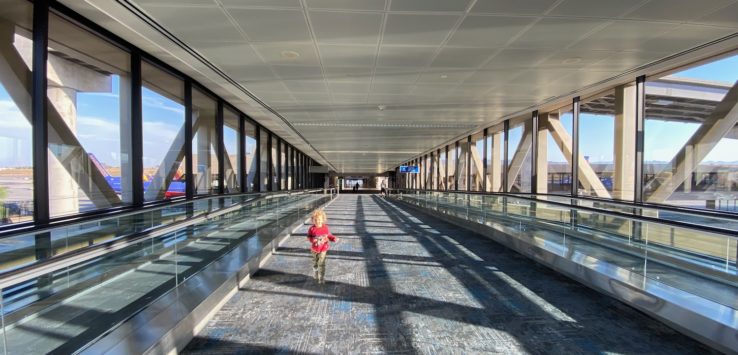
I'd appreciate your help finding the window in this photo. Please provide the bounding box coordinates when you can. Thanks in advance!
[508,116,532,193]
[46,13,131,217]
[223,107,240,193]
[471,132,484,191]
[142,62,186,202]
[271,135,278,191]
[244,120,257,192]
[192,88,217,195]
[486,123,504,192]
[457,139,469,191]
[448,144,457,190]
[580,86,635,200]
[644,53,738,211]
[280,140,286,190]
[259,129,268,191]
[0,1,33,225]
[439,147,447,190]
[541,107,573,195]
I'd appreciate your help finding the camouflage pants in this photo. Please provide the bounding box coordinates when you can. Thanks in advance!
[312,251,327,279]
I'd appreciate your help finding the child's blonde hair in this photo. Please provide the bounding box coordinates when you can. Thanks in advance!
[311,209,327,223]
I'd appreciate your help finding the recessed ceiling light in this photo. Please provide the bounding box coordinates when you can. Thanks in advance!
[440,74,448,79]
[280,50,300,59]
[377,105,386,111]
[562,57,582,65]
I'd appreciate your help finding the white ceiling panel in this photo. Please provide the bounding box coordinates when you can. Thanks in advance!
[383,14,460,46]
[483,49,551,70]
[270,65,324,80]
[572,20,676,51]
[141,6,243,42]
[446,16,535,48]
[283,80,328,93]
[220,0,300,8]
[193,41,261,67]
[97,0,738,172]
[627,0,735,22]
[319,44,377,67]
[549,0,643,18]
[390,0,472,12]
[698,3,738,28]
[461,69,520,85]
[228,9,310,43]
[511,18,604,49]
[642,25,736,53]
[471,0,559,15]
[430,47,497,68]
[417,71,473,84]
[306,0,385,11]
[252,43,320,66]
[309,11,383,45]
[135,0,215,5]
[376,46,437,67]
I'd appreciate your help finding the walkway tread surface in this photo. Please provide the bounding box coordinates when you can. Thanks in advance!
[185,195,710,354]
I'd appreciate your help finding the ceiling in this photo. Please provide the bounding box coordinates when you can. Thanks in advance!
[63,0,738,173]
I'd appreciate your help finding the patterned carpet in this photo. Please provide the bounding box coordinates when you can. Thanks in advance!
[184,194,712,354]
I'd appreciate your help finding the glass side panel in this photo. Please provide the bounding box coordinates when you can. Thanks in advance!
[486,123,504,192]
[259,129,268,191]
[644,53,738,212]
[544,108,573,195]
[244,122,256,192]
[47,13,131,217]
[0,1,34,226]
[141,62,186,202]
[508,116,532,193]
[192,88,217,195]
[223,107,240,193]
[580,85,636,201]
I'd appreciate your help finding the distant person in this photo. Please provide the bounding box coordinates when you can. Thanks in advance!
[307,209,338,284]
[380,180,387,197]
[354,182,359,192]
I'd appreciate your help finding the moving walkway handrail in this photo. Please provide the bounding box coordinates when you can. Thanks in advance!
[392,189,738,239]
[0,189,323,290]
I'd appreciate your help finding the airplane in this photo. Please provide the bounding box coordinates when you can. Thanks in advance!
[89,154,186,198]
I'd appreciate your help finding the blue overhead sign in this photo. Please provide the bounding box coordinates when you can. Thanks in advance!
[399,166,419,173]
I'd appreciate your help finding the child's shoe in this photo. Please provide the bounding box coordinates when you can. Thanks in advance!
[318,277,325,284]
[313,268,319,279]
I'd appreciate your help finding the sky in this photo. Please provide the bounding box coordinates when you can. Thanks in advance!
[1,54,737,169]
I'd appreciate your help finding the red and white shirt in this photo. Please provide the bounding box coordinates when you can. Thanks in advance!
[307,224,336,253]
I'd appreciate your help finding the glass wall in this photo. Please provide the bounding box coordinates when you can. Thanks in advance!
[223,107,240,193]
[280,140,286,190]
[457,139,469,191]
[46,13,131,217]
[0,1,33,225]
[142,62,186,202]
[486,123,504,192]
[259,129,268,191]
[644,53,738,211]
[270,134,278,191]
[580,86,635,200]
[448,144,457,190]
[471,132,484,191]
[192,88,218,195]
[439,148,447,190]
[244,120,257,192]
[508,116,532,193]
[542,107,573,195]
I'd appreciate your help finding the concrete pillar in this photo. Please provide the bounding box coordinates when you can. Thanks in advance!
[47,86,79,216]
[614,84,636,200]
[46,54,111,216]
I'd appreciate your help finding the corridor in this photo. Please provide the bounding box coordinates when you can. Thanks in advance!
[185,195,707,354]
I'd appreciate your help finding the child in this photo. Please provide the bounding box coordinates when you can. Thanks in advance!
[307,209,338,284]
